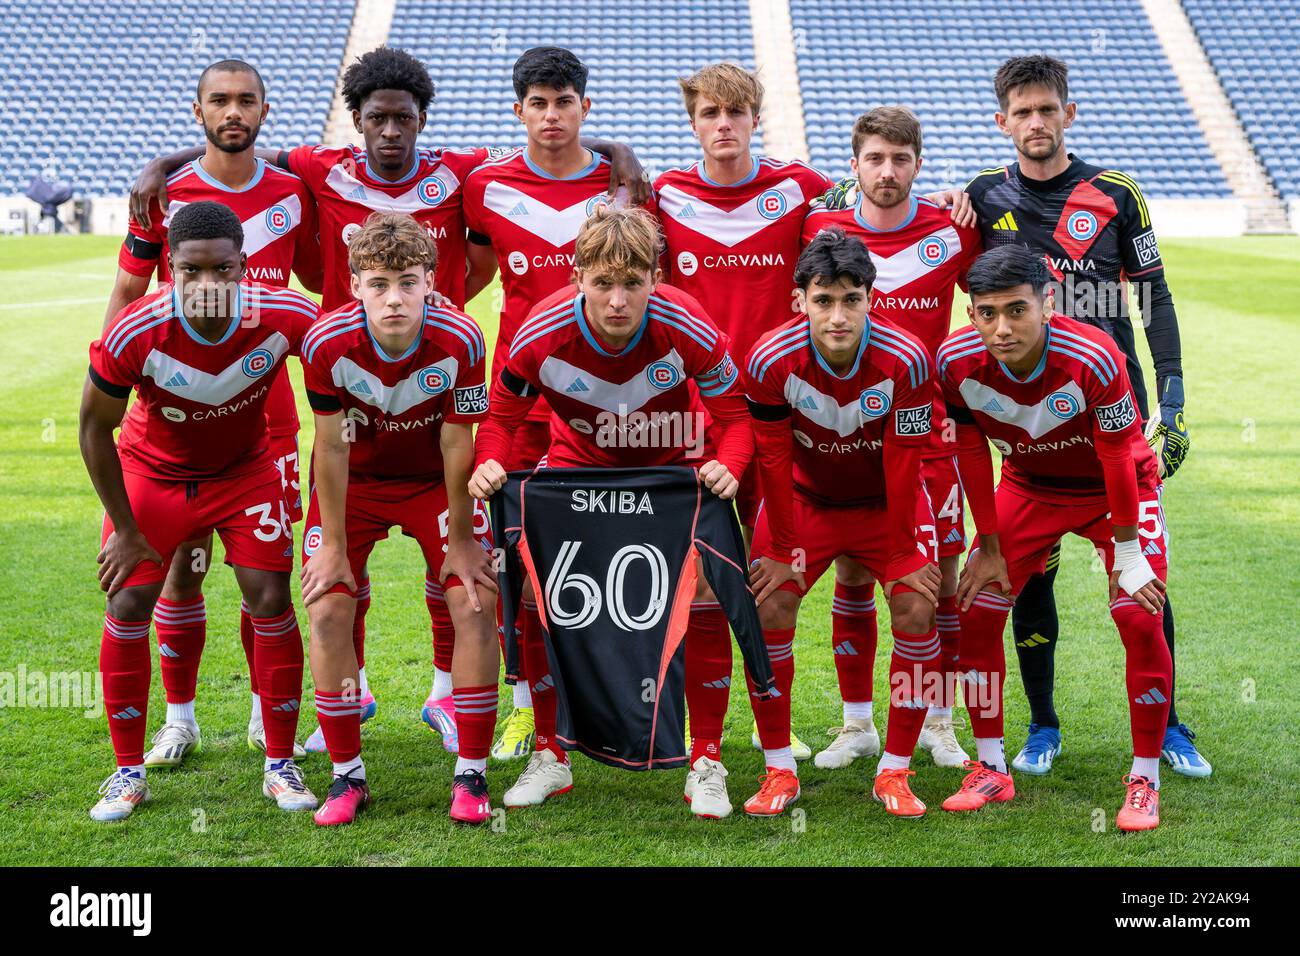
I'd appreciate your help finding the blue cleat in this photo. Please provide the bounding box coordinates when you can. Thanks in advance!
[1161,723,1212,777]
[1011,724,1062,775]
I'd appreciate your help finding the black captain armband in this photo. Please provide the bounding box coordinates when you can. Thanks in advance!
[746,398,791,422]
[122,233,162,261]
[307,390,343,413]
[946,403,976,425]
[88,365,131,399]
[467,230,492,246]
[500,367,537,397]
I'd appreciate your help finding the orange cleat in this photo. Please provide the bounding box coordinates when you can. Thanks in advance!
[743,768,801,816]
[942,760,1016,812]
[1116,774,1160,832]
[872,767,926,817]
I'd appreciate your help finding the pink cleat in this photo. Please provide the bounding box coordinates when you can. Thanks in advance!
[421,694,459,754]
[312,773,370,827]
[450,769,492,824]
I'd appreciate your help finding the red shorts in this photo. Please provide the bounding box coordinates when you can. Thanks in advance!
[923,452,966,559]
[102,466,294,588]
[993,481,1169,595]
[269,433,303,524]
[750,492,938,595]
[505,418,552,472]
[301,477,493,597]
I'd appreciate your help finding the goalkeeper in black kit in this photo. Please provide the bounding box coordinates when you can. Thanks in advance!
[965,55,1207,778]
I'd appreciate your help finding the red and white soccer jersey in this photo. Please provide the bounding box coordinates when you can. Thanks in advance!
[656,157,833,363]
[463,148,653,427]
[90,281,320,481]
[803,194,982,555]
[473,284,751,473]
[300,301,491,593]
[301,300,489,482]
[120,157,321,445]
[937,315,1159,505]
[287,144,500,310]
[744,314,936,581]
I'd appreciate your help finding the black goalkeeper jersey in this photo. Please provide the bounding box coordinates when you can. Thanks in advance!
[491,466,775,770]
[966,154,1182,418]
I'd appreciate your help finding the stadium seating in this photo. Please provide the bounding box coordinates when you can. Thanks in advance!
[0,0,354,195]
[1183,0,1300,198]
[789,0,1230,197]
[386,0,763,178]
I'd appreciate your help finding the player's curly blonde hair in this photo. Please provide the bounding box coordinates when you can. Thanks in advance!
[574,205,661,281]
[678,62,763,119]
[347,212,438,274]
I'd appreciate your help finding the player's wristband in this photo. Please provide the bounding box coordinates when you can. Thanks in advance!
[1112,538,1157,597]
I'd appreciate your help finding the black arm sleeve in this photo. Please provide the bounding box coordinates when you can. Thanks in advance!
[467,229,492,246]
[745,398,791,422]
[1133,274,1183,387]
[88,365,131,399]
[307,390,343,413]
[946,401,976,425]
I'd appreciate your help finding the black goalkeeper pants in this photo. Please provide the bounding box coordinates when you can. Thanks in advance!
[1010,540,1180,730]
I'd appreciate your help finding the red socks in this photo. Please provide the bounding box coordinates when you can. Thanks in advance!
[957,590,1015,740]
[936,594,961,709]
[100,614,152,766]
[251,608,304,760]
[425,572,454,675]
[239,599,258,695]
[747,624,794,752]
[153,596,206,705]
[1110,594,1173,757]
[313,688,363,763]
[684,604,732,763]
[831,582,876,704]
[883,626,942,757]
[453,685,498,761]
[520,602,563,759]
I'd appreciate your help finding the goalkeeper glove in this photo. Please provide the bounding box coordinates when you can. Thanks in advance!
[813,175,858,211]
[1144,375,1189,479]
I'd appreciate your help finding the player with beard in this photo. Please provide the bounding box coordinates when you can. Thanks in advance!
[102,59,319,768]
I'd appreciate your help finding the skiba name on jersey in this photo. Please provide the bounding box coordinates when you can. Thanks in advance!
[570,488,656,514]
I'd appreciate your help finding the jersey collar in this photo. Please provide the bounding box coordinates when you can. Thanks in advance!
[172,283,243,346]
[809,318,869,380]
[189,157,266,193]
[357,146,424,185]
[575,293,648,356]
[523,147,601,181]
[366,301,427,363]
[997,324,1051,383]
[1013,152,1086,193]
[853,193,917,233]
[697,157,758,188]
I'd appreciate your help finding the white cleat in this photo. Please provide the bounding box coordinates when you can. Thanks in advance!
[684,756,732,819]
[918,715,970,768]
[143,721,201,769]
[89,768,150,822]
[813,718,881,769]
[503,749,573,808]
[262,759,318,811]
[247,725,307,760]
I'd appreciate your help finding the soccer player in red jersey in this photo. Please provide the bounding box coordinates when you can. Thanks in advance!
[298,214,498,826]
[101,60,320,767]
[801,107,982,770]
[461,46,658,760]
[469,206,752,819]
[745,228,943,817]
[131,48,649,746]
[80,202,320,821]
[937,245,1171,831]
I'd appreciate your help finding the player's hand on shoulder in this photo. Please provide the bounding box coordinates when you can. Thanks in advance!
[697,459,738,500]
[748,556,806,606]
[923,188,976,228]
[956,545,1011,612]
[130,160,169,230]
[607,143,652,206]
[427,289,454,310]
[441,536,498,613]
[468,460,507,500]
[97,529,162,599]
[818,175,857,211]
[301,543,355,606]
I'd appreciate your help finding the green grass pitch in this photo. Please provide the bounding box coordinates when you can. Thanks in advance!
[0,234,1296,865]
